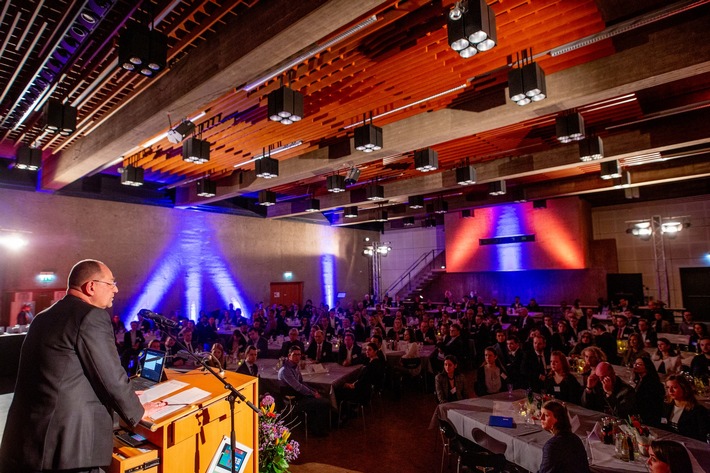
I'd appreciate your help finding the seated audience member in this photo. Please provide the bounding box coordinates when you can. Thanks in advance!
[236,345,259,377]
[432,323,466,373]
[351,313,367,342]
[371,334,386,362]
[635,318,658,348]
[277,346,331,436]
[491,330,508,360]
[652,338,682,375]
[299,316,312,339]
[147,338,162,351]
[229,327,248,356]
[544,350,582,404]
[632,357,664,427]
[677,311,695,336]
[337,332,364,366]
[248,326,269,355]
[279,328,305,358]
[591,323,618,365]
[415,320,436,345]
[435,355,469,404]
[474,347,507,396]
[689,323,709,352]
[581,362,636,419]
[622,333,648,367]
[336,317,353,339]
[386,318,406,341]
[539,315,555,344]
[515,308,536,341]
[569,330,594,357]
[337,342,385,406]
[660,374,710,441]
[504,336,525,388]
[121,320,146,373]
[652,311,670,334]
[579,346,606,385]
[206,342,227,369]
[613,314,633,340]
[164,336,185,367]
[522,334,549,392]
[538,400,590,473]
[578,308,598,332]
[305,330,333,363]
[526,298,541,312]
[647,440,693,473]
[550,320,573,355]
[690,336,710,381]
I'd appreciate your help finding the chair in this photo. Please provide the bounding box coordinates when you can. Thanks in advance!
[456,451,507,473]
[438,418,463,473]
[400,357,427,391]
[282,395,308,439]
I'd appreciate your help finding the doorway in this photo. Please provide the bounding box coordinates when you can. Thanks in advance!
[270,282,303,308]
[679,267,710,321]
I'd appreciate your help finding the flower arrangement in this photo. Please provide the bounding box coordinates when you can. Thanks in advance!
[627,415,650,438]
[627,415,653,456]
[258,394,300,473]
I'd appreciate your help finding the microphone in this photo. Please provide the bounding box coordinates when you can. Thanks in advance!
[138,309,178,328]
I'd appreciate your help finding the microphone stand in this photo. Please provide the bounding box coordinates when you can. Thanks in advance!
[155,319,260,473]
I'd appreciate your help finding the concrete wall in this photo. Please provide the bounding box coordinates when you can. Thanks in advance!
[0,188,375,324]
[380,225,444,295]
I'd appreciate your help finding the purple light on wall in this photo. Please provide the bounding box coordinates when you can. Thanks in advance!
[492,205,531,271]
[321,254,336,308]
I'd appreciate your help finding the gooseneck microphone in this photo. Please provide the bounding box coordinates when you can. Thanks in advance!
[138,309,178,328]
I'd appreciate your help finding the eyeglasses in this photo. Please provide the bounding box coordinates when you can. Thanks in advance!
[92,279,117,288]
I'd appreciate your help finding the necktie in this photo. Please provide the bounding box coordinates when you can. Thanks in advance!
[250,365,256,376]
[317,344,322,361]
[618,328,623,339]
[539,354,545,370]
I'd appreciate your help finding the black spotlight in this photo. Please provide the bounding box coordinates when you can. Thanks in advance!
[344,167,361,185]
[118,25,167,77]
[344,206,358,218]
[255,156,279,179]
[196,178,216,197]
[267,86,304,125]
[408,195,424,209]
[258,190,276,206]
[354,121,383,153]
[167,120,196,144]
[120,165,144,186]
[15,146,42,171]
[508,61,546,106]
[182,137,210,164]
[42,99,77,135]
[326,175,346,193]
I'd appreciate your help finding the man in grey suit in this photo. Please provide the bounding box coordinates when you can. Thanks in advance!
[0,259,163,473]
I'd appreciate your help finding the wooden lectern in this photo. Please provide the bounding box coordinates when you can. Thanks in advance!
[110,369,258,473]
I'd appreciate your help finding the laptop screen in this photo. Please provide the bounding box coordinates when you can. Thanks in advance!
[140,348,166,383]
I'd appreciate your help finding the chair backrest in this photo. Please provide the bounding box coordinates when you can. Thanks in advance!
[471,428,507,455]
[438,418,458,441]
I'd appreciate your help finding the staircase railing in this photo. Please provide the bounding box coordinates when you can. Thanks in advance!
[383,249,445,299]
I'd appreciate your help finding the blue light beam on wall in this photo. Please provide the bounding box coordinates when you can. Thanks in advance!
[493,205,529,271]
[321,254,336,308]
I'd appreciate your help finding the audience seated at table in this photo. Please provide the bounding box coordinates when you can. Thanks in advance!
[550,320,573,355]
[279,328,305,358]
[635,318,658,348]
[632,356,665,427]
[491,330,508,360]
[581,361,636,419]
[386,318,406,341]
[689,323,708,352]
[538,315,555,344]
[474,347,507,396]
[337,332,364,366]
[121,320,145,374]
[247,326,268,355]
[660,374,710,441]
[677,311,696,336]
[515,308,536,341]
[503,335,525,389]
[569,330,593,357]
[652,311,671,334]
[647,440,693,473]
[336,342,385,408]
[543,351,582,404]
[277,346,331,437]
[690,336,710,381]
[435,355,469,403]
[305,329,333,363]
[205,342,227,370]
[522,334,549,393]
[591,324,618,365]
[538,400,590,473]
[236,345,259,377]
[370,334,386,362]
[415,320,436,345]
[432,323,466,373]
[652,338,682,375]
[578,308,598,332]
[622,333,649,367]
[229,327,248,357]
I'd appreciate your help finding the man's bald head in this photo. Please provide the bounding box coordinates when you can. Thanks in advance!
[595,362,615,380]
[68,259,105,289]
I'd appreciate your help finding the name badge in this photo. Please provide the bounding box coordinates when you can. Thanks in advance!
[660,417,668,424]
[501,373,508,380]
[451,387,457,394]
[554,386,561,392]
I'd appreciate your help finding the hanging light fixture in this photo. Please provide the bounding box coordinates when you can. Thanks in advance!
[42,99,76,136]
[167,119,196,144]
[508,53,546,106]
[345,167,361,185]
[304,198,320,212]
[267,85,304,125]
[579,136,604,162]
[600,160,622,180]
[14,146,42,171]
[414,148,438,172]
[366,184,385,201]
[255,147,278,178]
[354,113,382,153]
[447,0,497,59]
[613,172,631,189]
[196,178,216,197]
[118,24,167,77]
[344,206,359,218]
[182,137,211,164]
[432,199,448,214]
[556,112,585,143]
[408,195,424,209]
[120,164,144,186]
[489,180,506,195]
[375,208,388,222]
[403,217,415,226]
[462,209,474,218]
[326,175,346,193]
[456,165,476,185]
[258,190,276,206]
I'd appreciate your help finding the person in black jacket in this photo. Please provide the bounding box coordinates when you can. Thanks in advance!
[337,343,385,405]
[538,401,590,473]
[521,334,549,392]
[660,374,710,441]
[305,329,333,363]
[432,323,467,373]
[631,356,664,427]
[581,362,636,419]
[337,332,364,366]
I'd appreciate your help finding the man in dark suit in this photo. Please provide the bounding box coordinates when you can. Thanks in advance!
[305,329,333,362]
[521,334,549,392]
[247,326,269,355]
[337,332,364,366]
[504,336,525,388]
[635,318,658,347]
[0,259,162,473]
[592,324,619,364]
[236,345,259,377]
[516,308,536,341]
[279,328,305,357]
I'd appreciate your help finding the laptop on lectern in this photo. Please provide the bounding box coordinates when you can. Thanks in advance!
[130,348,167,391]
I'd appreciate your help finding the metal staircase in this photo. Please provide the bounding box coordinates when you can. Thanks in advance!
[383,249,446,301]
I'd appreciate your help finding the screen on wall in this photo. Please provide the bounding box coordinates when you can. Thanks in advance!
[445,198,589,272]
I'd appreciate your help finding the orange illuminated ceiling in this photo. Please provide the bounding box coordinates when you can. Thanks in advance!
[1,0,710,222]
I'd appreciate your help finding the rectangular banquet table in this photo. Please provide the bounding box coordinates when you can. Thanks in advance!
[433,390,710,473]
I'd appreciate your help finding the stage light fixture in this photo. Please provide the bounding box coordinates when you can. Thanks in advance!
[456,165,476,185]
[15,146,42,171]
[408,195,424,209]
[120,164,144,186]
[118,25,167,77]
[508,61,546,106]
[304,198,320,212]
[196,178,216,197]
[258,190,276,206]
[447,0,497,58]
[42,99,77,135]
[267,85,304,125]
[182,137,211,164]
[326,175,346,193]
[344,206,359,218]
[432,200,448,214]
[489,180,506,195]
[255,156,279,179]
[579,136,604,162]
[354,116,383,153]
[414,148,438,172]
[366,184,385,201]
[403,217,415,226]
[375,209,388,222]
[556,113,585,143]
[344,167,361,185]
[461,209,474,218]
[613,172,631,189]
[167,120,196,144]
[600,160,621,180]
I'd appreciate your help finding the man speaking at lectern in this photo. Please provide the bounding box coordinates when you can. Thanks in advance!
[0,259,163,473]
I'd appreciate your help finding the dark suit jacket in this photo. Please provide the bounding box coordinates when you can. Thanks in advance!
[0,295,144,471]
[337,343,364,365]
[521,350,549,392]
[581,378,636,419]
[538,431,590,473]
[660,402,710,441]
[279,339,305,358]
[236,362,259,377]
[305,340,333,362]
